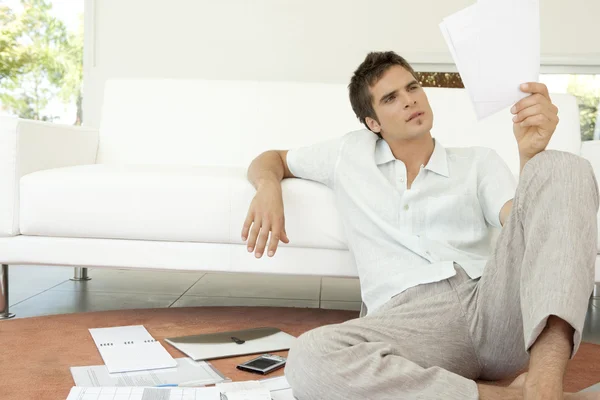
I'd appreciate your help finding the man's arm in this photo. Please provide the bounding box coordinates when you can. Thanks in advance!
[511,83,559,167]
[499,199,513,227]
[243,150,295,258]
[243,136,343,257]
[497,82,559,228]
[247,150,296,190]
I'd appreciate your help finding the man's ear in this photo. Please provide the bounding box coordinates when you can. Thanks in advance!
[366,116,381,133]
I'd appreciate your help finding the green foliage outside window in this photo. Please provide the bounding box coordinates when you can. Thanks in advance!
[0,0,83,124]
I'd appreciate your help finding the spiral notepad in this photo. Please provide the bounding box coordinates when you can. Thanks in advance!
[89,325,177,373]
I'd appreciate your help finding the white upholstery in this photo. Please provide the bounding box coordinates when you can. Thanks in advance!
[0,79,598,282]
[20,164,346,250]
[0,117,98,237]
[96,81,581,177]
[0,236,355,277]
[97,79,363,167]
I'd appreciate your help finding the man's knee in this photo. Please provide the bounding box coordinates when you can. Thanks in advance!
[285,325,338,397]
[523,150,593,179]
[522,151,598,195]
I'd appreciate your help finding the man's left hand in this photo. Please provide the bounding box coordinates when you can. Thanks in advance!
[511,82,559,168]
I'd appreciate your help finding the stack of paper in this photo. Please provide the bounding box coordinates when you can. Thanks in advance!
[217,381,272,400]
[65,386,221,400]
[439,0,540,119]
[260,376,295,400]
[71,357,229,387]
[65,378,295,400]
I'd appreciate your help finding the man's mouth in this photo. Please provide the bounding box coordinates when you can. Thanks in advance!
[407,111,424,122]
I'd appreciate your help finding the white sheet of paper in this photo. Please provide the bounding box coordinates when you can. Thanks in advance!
[217,381,272,400]
[89,325,177,373]
[259,376,291,392]
[270,389,296,400]
[65,379,295,400]
[223,390,272,400]
[70,358,228,387]
[439,0,540,120]
[65,386,221,400]
[217,381,263,391]
[475,0,540,103]
[261,376,294,399]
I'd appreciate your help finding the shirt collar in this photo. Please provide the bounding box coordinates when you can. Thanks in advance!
[374,137,450,178]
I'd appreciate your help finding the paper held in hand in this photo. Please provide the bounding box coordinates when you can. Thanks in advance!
[439,0,540,120]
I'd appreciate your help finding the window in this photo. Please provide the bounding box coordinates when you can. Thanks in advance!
[0,0,84,125]
[416,72,599,141]
[540,74,599,141]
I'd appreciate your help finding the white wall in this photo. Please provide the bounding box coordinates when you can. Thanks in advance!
[83,0,600,128]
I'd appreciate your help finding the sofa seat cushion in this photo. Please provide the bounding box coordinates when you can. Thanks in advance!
[19,164,348,250]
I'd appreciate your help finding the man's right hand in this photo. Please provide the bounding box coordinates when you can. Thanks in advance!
[241,181,289,258]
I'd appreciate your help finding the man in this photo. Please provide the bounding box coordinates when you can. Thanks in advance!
[242,51,599,399]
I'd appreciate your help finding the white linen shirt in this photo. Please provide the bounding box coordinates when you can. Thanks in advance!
[286,129,517,314]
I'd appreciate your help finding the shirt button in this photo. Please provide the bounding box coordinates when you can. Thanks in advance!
[399,177,405,182]
[404,204,409,211]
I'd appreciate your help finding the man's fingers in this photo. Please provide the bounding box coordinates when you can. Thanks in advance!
[511,93,550,115]
[267,231,280,257]
[520,113,551,129]
[519,82,551,101]
[513,103,544,124]
[281,229,290,244]
[241,211,254,241]
[246,218,261,252]
[266,220,287,257]
[254,221,271,258]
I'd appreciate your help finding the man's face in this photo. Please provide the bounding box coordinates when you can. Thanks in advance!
[366,65,434,141]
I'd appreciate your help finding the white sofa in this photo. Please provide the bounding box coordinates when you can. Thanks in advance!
[1,79,599,319]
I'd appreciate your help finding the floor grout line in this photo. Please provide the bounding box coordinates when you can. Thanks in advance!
[170,294,338,302]
[167,273,209,308]
[10,279,73,308]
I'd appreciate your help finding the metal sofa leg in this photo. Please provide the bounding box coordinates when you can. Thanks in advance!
[0,264,15,319]
[71,267,91,281]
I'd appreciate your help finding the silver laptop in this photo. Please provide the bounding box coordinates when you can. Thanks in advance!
[165,327,297,361]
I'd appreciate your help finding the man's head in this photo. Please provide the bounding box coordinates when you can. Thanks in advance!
[348,51,433,141]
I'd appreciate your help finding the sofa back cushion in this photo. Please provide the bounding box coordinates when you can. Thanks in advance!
[97,79,581,176]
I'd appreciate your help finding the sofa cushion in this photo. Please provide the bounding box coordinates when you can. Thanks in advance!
[19,164,348,250]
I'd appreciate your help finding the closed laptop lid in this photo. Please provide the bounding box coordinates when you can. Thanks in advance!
[165,327,296,361]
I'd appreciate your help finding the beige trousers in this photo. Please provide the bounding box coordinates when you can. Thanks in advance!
[285,150,600,400]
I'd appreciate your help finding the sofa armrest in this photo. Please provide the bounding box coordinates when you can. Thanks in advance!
[0,116,99,236]
[581,140,600,253]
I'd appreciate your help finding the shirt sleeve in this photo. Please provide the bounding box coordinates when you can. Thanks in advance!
[477,148,517,228]
[286,136,344,189]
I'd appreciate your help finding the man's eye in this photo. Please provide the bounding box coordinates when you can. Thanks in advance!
[410,85,419,90]
[386,96,395,103]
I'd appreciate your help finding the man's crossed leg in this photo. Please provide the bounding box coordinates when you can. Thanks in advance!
[285,151,599,400]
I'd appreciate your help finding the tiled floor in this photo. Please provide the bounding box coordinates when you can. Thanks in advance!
[6,265,362,318]
[4,265,600,347]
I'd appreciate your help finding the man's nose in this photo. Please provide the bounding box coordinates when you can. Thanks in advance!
[403,99,417,109]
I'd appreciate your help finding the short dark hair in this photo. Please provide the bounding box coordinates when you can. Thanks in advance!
[348,51,418,133]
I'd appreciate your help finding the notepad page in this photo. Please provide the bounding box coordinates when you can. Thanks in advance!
[89,325,177,373]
